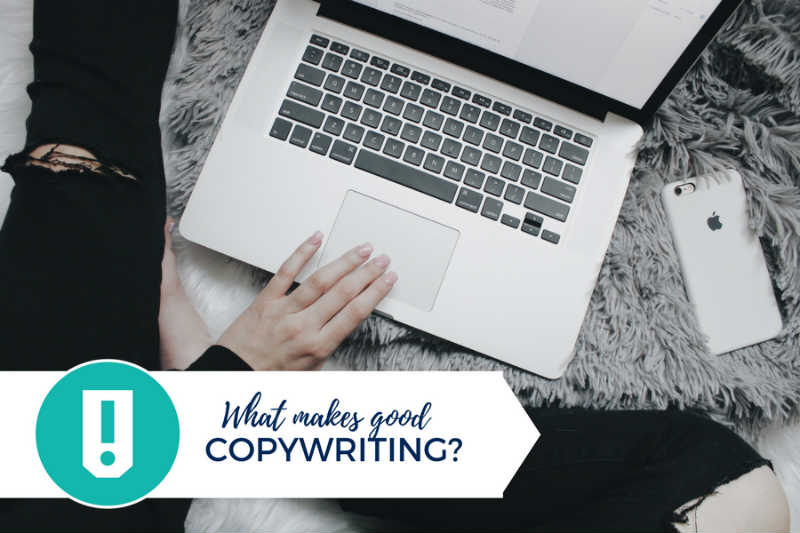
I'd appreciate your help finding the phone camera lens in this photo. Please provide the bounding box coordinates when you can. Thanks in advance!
[674,186,682,196]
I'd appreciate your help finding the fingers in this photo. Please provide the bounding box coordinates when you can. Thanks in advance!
[319,269,397,347]
[306,253,391,326]
[286,242,374,312]
[261,231,324,300]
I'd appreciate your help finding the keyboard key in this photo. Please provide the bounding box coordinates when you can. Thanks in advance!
[456,187,483,212]
[287,81,322,106]
[463,126,483,146]
[380,115,402,136]
[539,134,559,154]
[481,153,502,174]
[383,95,404,116]
[341,60,363,79]
[324,74,345,94]
[363,88,384,108]
[484,176,504,197]
[350,48,369,62]
[403,103,424,123]
[341,101,362,121]
[361,67,382,86]
[322,93,343,113]
[421,131,442,151]
[521,212,543,236]
[400,81,422,101]
[542,156,563,176]
[542,229,560,244]
[381,74,402,94]
[443,118,464,138]
[460,104,481,124]
[452,86,471,100]
[574,133,593,147]
[440,96,461,116]
[519,126,541,147]
[269,117,292,140]
[323,115,345,136]
[391,64,410,77]
[403,145,425,166]
[279,99,325,128]
[360,108,382,128]
[524,191,569,222]
[501,214,520,228]
[343,123,365,143]
[355,149,458,203]
[522,148,544,168]
[441,138,462,158]
[541,177,576,203]
[420,89,442,108]
[464,169,485,189]
[400,123,422,143]
[504,183,525,204]
[383,138,405,158]
[501,161,522,181]
[309,132,333,155]
[363,130,385,151]
[432,78,451,91]
[534,117,553,131]
[493,102,512,115]
[499,119,520,138]
[559,142,590,165]
[295,63,326,86]
[322,52,343,72]
[330,41,349,54]
[343,81,365,100]
[563,164,583,184]
[371,56,390,69]
[503,141,523,161]
[472,94,491,107]
[461,146,482,166]
[310,34,329,47]
[330,139,357,164]
[444,161,465,181]
[521,169,542,189]
[424,153,445,173]
[513,109,532,123]
[411,71,431,84]
[554,125,572,139]
[481,197,503,220]
[483,133,503,153]
[302,45,324,65]
[423,111,444,130]
[479,111,501,131]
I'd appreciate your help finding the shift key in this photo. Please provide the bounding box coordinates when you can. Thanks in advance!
[524,191,569,222]
[278,99,324,128]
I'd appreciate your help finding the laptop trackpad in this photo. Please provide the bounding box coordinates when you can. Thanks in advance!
[318,191,459,312]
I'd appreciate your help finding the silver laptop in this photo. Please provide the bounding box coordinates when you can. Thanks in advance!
[181,0,741,378]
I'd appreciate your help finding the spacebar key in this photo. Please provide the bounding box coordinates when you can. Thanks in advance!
[355,149,458,203]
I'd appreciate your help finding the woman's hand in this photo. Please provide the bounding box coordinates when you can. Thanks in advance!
[217,231,397,370]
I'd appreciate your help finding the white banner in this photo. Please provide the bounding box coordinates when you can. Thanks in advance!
[1,370,539,500]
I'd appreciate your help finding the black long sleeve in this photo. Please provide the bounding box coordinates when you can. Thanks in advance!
[187,345,252,371]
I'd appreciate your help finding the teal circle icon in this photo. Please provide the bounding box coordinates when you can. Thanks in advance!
[36,360,179,508]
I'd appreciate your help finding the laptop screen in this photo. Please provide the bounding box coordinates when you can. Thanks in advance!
[352,0,721,109]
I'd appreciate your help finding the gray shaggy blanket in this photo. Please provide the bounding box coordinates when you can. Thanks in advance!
[162,0,800,435]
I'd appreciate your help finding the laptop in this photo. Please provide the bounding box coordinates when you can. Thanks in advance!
[181,0,742,378]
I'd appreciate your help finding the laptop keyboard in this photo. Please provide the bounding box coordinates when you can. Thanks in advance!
[269,34,595,246]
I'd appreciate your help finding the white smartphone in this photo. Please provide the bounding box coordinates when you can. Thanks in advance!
[662,169,782,355]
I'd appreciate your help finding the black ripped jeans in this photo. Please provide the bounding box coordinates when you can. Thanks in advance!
[0,1,768,532]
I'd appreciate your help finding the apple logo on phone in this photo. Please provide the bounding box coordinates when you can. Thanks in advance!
[707,211,723,231]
